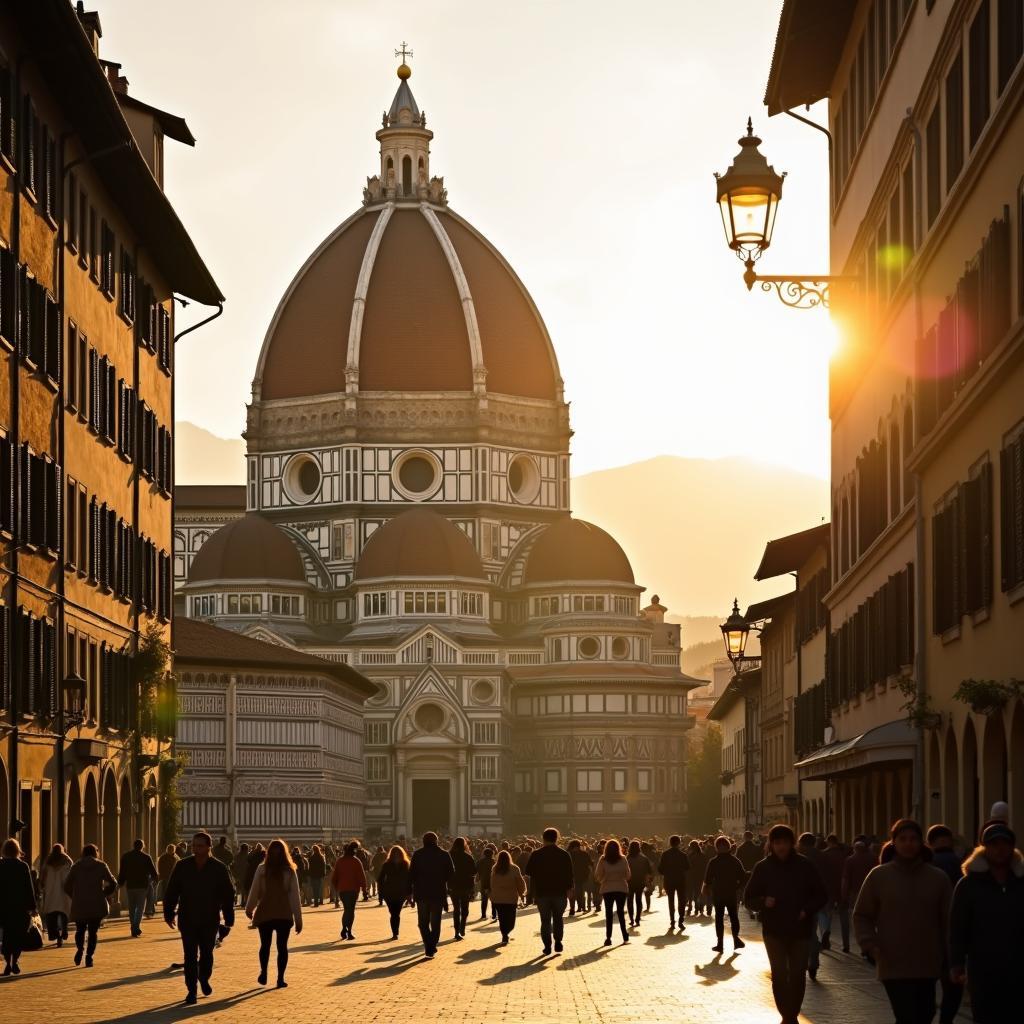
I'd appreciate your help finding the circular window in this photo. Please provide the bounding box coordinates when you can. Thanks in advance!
[283,454,322,504]
[612,637,629,660]
[578,636,600,659]
[471,679,495,705]
[507,454,541,504]
[393,450,441,499]
[415,702,445,733]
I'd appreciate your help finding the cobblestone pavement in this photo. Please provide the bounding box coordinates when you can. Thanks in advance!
[3,895,972,1023]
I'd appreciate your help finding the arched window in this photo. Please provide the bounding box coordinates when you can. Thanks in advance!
[402,155,412,195]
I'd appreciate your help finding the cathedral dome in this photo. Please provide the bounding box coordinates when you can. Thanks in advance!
[355,508,486,581]
[253,68,561,406]
[188,514,306,584]
[524,518,635,585]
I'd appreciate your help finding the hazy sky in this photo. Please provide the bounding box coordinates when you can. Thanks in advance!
[98,0,833,479]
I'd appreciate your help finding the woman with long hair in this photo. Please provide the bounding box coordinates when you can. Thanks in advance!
[488,849,527,946]
[329,840,367,940]
[626,839,652,928]
[377,845,412,939]
[245,838,302,988]
[40,843,73,946]
[595,839,631,946]
[0,838,37,975]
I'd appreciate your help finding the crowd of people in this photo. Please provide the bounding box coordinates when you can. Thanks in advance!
[0,801,1019,1023]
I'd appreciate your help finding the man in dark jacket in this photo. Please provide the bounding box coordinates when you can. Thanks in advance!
[476,845,496,920]
[703,836,747,952]
[797,831,829,979]
[817,834,848,952]
[409,832,455,958]
[568,840,592,915]
[164,832,236,1006]
[657,835,690,930]
[526,827,574,955]
[744,823,827,1024]
[117,838,158,938]
[950,823,1024,1024]
[736,831,763,872]
[447,837,476,940]
[211,836,233,870]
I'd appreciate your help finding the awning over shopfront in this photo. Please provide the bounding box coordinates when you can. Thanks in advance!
[794,719,916,781]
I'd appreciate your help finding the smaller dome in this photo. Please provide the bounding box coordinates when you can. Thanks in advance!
[355,509,486,581]
[188,514,306,584]
[524,518,634,585]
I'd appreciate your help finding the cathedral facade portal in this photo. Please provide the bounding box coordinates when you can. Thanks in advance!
[175,61,699,838]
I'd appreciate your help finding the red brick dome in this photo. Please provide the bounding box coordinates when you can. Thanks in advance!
[355,509,486,581]
[188,514,306,584]
[524,518,635,585]
[254,206,561,403]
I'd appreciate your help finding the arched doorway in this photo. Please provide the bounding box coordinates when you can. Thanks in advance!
[83,773,99,848]
[66,773,83,858]
[101,769,119,864]
[981,713,1008,817]
[943,726,960,829]
[962,718,979,844]
[119,774,134,856]
[1011,703,1024,830]
[402,155,412,195]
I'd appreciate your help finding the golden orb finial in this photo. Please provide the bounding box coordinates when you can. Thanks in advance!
[397,62,411,80]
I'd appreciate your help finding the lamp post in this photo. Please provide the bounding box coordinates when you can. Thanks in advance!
[56,671,87,846]
[720,598,751,668]
[714,119,856,309]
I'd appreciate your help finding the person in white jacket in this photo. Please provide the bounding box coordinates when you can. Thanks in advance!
[244,839,302,988]
[39,844,73,947]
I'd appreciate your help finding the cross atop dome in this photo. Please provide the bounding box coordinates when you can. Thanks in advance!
[364,52,447,207]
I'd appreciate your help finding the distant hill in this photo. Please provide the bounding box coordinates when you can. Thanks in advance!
[175,428,828,618]
[571,455,828,618]
[176,422,246,484]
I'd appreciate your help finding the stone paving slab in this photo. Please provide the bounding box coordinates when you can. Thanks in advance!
[1,895,972,1023]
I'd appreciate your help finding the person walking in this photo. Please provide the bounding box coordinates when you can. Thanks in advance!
[212,836,233,870]
[568,839,592,916]
[307,844,327,909]
[658,835,689,930]
[39,843,72,947]
[595,839,631,946]
[841,839,875,924]
[117,838,158,937]
[370,846,386,904]
[245,838,302,989]
[853,819,952,1024]
[927,824,965,1024]
[949,822,1024,1024]
[447,836,476,940]
[796,831,829,979]
[687,839,708,917]
[736,830,762,874]
[330,841,366,940]
[744,823,827,1024]
[377,845,412,940]
[703,835,746,952]
[476,844,496,920]
[526,827,574,955]
[489,849,526,946]
[157,843,179,908]
[64,843,118,968]
[624,839,652,928]
[0,838,37,976]
[242,844,265,912]
[818,834,849,952]
[230,843,249,907]
[163,831,236,1006]
[409,832,455,958]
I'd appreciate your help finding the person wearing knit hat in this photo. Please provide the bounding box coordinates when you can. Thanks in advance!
[989,800,1009,823]
[949,821,1023,1023]
[854,819,952,1023]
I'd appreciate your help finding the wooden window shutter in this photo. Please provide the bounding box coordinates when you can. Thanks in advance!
[979,462,993,606]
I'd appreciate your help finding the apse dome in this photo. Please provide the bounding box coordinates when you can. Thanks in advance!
[524,518,635,585]
[355,508,486,581]
[187,514,306,584]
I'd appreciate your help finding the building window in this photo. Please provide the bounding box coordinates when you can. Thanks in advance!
[366,755,389,781]
[544,769,562,793]
[99,221,115,298]
[1000,427,1024,592]
[363,591,389,617]
[578,635,600,659]
[473,755,499,781]
[460,592,484,616]
[997,0,1024,93]
[944,53,964,190]
[637,769,652,792]
[576,769,602,792]
[514,771,532,794]
[612,769,626,792]
[404,590,449,614]
[968,0,992,148]
[925,104,940,227]
[472,721,498,744]
[365,721,389,745]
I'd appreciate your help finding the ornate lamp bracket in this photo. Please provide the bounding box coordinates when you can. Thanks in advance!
[741,257,857,310]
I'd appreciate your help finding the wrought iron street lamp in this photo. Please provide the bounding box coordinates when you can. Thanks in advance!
[720,598,750,667]
[715,119,853,309]
[55,671,87,845]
